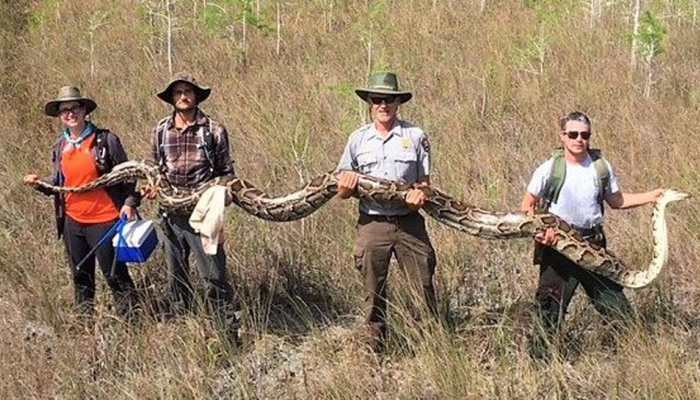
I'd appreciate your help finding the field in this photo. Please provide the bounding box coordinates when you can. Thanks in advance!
[1,1,699,398]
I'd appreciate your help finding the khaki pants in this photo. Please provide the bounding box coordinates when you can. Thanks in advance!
[353,212,437,349]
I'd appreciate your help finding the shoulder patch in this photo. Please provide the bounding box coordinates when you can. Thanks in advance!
[421,135,431,153]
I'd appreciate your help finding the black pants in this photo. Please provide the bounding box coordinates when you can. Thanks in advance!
[158,213,237,325]
[63,216,137,317]
[532,232,633,356]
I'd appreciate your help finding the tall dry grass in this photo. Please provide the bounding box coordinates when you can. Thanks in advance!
[1,0,699,399]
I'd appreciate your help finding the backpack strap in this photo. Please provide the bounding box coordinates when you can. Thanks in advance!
[93,129,110,174]
[589,148,610,212]
[199,119,216,173]
[540,148,610,213]
[540,149,566,211]
[156,116,216,173]
[155,117,170,171]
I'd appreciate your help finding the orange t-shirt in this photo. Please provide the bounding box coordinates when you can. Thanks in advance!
[61,134,120,223]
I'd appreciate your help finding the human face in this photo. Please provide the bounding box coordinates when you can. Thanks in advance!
[171,82,197,112]
[560,120,591,158]
[58,101,86,130]
[369,95,399,125]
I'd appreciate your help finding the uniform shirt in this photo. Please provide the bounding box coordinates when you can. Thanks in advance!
[527,154,620,229]
[336,120,430,216]
[151,109,235,189]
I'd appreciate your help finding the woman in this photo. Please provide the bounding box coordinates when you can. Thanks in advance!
[24,86,140,320]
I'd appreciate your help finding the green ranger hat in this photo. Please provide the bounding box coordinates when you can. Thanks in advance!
[355,71,412,104]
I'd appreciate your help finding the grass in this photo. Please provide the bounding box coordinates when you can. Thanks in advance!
[1,0,699,399]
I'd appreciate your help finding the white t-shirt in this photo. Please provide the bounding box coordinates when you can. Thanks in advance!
[527,155,620,228]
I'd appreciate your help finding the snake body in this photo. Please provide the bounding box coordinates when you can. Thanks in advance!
[32,160,689,288]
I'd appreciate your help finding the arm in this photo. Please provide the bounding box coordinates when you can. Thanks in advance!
[213,125,236,184]
[25,142,60,196]
[107,133,140,218]
[405,177,430,210]
[405,132,431,210]
[520,191,539,215]
[141,126,162,201]
[336,136,358,200]
[150,125,160,165]
[605,189,664,210]
[521,190,558,246]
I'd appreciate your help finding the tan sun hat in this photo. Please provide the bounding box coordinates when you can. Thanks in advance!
[44,86,97,117]
[157,72,211,105]
[355,71,412,104]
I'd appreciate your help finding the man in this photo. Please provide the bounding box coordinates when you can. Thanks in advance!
[148,73,238,331]
[521,111,663,357]
[336,71,438,353]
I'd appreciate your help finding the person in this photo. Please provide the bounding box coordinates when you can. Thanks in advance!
[520,111,664,358]
[336,72,438,353]
[147,73,238,332]
[23,86,139,320]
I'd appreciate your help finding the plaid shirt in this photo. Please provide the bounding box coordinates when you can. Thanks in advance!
[151,109,235,189]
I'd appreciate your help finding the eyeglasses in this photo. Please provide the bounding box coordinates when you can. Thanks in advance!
[58,105,83,115]
[368,96,397,105]
[563,130,591,140]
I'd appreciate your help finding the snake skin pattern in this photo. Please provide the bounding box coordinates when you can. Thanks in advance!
[31,160,689,288]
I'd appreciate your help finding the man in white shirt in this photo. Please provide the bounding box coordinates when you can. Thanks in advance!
[521,111,663,358]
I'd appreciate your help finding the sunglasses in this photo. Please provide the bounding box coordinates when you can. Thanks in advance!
[368,96,397,105]
[563,130,591,140]
[58,105,84,115]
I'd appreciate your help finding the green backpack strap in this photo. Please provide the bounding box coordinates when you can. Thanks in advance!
[540,148,610,212]
[589,148,610,209]
[540,149,566,211]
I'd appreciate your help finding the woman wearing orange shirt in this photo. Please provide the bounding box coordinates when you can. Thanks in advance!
[24,86,139,320]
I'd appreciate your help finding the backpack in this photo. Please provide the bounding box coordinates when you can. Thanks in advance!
[93,129,111,174]
[155,117,217,174]
[55,128,112,175]
[539,148,611,213]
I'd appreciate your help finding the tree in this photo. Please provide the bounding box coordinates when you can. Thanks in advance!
[635,10,666,98]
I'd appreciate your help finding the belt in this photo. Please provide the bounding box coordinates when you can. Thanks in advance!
[571,224,603,238]
[359,212,417,223]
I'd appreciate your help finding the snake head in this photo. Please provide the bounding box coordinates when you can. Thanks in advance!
[662,189,691,204]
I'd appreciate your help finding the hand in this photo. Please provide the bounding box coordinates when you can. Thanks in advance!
[649,188,665,203]
[336,171,359,199]
[534,227,558,246]
[23,174,39,187]
[120,205,137,221]
[405,188,427,210]
[141,183,159,200]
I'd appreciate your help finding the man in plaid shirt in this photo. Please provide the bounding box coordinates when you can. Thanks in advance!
[150,73,238,335]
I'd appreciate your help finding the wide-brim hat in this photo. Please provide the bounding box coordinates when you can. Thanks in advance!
[355,71,412,104]
[44,86,97,117]
[157,72,211,105]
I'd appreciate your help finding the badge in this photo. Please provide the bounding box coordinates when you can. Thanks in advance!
[421,136,431,153]
[401,137,413,150]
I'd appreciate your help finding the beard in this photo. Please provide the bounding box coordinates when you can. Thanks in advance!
[174,102,196,113]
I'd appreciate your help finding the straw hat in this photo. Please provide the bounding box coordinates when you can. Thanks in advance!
[44,86,97,117]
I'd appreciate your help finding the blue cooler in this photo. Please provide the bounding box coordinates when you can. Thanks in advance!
[112,219,159,263]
